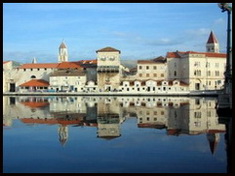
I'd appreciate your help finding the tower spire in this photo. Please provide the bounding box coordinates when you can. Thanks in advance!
[206,31,220,53]
[58,40,68,63]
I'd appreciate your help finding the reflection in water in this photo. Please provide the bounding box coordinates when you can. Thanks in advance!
[3,96,225,153]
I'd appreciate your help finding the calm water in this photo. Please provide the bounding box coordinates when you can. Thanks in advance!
[3,96,228,173]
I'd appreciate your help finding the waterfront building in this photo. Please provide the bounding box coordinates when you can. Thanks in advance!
[96,47,121,92]
[3,32,226,94]
[136,56,167,81]
[49,69,86,92]
[166,32,226,91]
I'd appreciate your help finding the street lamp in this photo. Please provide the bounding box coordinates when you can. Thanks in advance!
[218,3,232,88]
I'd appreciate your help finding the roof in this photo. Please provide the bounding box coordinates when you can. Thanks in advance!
[96,47,121,53]
[20,118,83,125]
[21,101,49,108]
[78,59,97,64]
[18,60,97,69]
[50,70,86,77]
[19,79,50,87]
[57,62,82,69]
[138,59,166,64]
[166,51,226,58]
[59,42,67,49]
[18,63,59,69]
[207,31,218,44]
[3,61,10,64]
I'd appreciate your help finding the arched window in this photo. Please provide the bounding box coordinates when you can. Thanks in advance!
[31,75,36,79]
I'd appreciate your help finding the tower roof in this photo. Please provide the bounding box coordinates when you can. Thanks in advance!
[207,31,218,44]
[59,42,67,49]
[96,47,121,53]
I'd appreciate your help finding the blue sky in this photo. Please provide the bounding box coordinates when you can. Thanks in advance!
[3,3,230,63]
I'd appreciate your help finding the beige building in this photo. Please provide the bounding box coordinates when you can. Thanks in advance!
[136,56,167,80]
[166,32,226,91]
[49,69,86,92]
[96,47,121,91]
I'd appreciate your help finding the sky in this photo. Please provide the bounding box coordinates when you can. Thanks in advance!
[3,3,231,63]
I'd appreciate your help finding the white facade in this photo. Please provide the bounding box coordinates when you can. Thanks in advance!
[49,71,86,92]
[166,51,226,91]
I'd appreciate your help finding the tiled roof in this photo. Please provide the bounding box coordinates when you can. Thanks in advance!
[57,62,82,69]
[138,60,157,64]
[166,51,226,58]
[138,58,166,64]
[18,63,59,69]
[50,70,85,77]
[18,60,97,69]
[96,47,121,53]
[21,101,49,108]
[19,79,49,87]
[207,31,218,44]
[21,118,83,125]
[3,61,10,64]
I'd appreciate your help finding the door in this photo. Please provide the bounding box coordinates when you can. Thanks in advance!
[195,83,200,90]
[9,83,15,92]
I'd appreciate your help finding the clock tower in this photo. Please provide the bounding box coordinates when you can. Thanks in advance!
[96,47,121,91]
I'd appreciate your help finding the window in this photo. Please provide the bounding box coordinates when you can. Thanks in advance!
[139,66,142,70]
[31,68,33,71]
[207,71,211,76]
[215,63,219,68]
[215,71,220,76]
[161,74,164,77]
[146,66,149,70]
[24,69,26,71]
[139,73,142,77]
[44,68,47,71]
[154,73,157,77]
[37,68,40,71]
[194,112,201,118]
[31,75,36,79]
[174,71,177,76]
[154,66,157,70]
[161,111,164,115]
[146,73,150,77]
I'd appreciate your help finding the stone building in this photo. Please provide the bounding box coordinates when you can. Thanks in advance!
[166,32,226,91]
[96,47,121,92]
[136,56,167,80]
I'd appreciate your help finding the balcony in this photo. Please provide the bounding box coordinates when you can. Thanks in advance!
[97,66,119,73]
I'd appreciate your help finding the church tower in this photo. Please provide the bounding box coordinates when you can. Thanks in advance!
[206,31,220,53]
[58,41,68,63]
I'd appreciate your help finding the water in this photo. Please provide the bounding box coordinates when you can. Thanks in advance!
[3,96,227,173]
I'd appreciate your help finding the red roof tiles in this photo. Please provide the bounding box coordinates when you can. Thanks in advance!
[3,61,10,64]
[21,101,49,108]
[19,79,49,87]
[18,63,59,69]
[166,51,226,58]
[96,47,121,53]
[57,62,82,69]
[207,31,218,44]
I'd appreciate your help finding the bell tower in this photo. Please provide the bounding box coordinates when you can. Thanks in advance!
[206,31,220,53]
[58,41,68,63]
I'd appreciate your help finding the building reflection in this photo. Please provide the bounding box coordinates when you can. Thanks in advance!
[3,96,225,151]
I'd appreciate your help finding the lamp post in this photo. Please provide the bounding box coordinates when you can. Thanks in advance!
[218,3,232,92]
